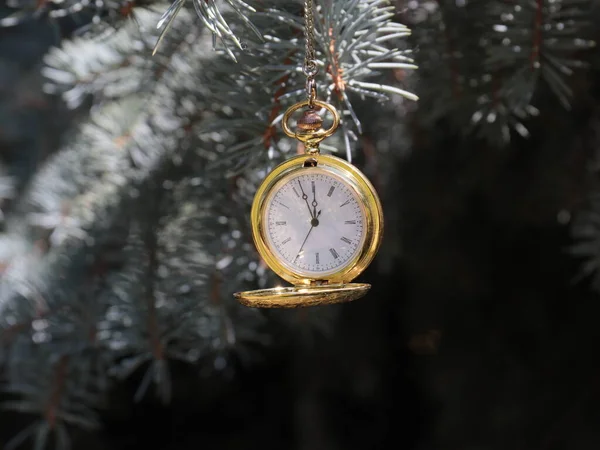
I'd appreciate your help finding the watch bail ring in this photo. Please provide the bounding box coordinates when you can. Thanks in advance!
[282,100,340,146]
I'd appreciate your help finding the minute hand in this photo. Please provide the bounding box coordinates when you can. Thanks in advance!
[311,180,318,218]
[297,180,314,219]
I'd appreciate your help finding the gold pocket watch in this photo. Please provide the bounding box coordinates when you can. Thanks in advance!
[234,0,383,307]
[234,100,383,308]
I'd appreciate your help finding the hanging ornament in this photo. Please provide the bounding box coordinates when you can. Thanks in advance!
[234,0,383,308]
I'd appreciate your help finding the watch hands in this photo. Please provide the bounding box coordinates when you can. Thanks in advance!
[297,180,314,219]
[311,180,318,219]
[294,210,321,261]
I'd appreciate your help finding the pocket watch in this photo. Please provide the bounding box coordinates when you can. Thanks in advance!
[234,99,384,308]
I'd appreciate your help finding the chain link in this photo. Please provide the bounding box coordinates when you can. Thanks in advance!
[303,0,318,107]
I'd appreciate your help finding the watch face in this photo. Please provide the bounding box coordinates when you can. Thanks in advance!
[263,167,367,278]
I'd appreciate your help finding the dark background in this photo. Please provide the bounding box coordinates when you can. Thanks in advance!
[2,5,600,450]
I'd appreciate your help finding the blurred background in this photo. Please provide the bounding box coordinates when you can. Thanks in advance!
[1,0,600,449]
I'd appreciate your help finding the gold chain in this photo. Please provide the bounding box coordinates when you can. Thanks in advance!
[281,0,340,152]
[303,0,318,107]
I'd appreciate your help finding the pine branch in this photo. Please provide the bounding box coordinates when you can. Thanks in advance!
[153,0,262,58]
[408,0,594,145]
[0,91,197,444]
[485,0,595,109]
[0,163,17,223]
[3,351,102,450]
[408,0,484,129]
[0,4,200,321]
[100,175,271,399]
[191,0,416,171]
[41,5,196,109]
[0,10,242,438]
[571,191,600,290]
[1,0,416,446]
[102,198,213,403]
[0,0,164,29]
[472,0,595,143]
[2,292,107,450]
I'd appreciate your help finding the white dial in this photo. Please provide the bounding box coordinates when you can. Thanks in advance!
[263,168,367,277]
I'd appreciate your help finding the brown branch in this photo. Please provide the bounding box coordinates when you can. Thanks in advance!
[326,27,346,100]
[44,355,69,429]
[263,50,298,150]
[531,0,544,69]
[492,73,501,109]
[143,194,164,362]
[210,271,222,306]
[432,1,462,98]
[145,264,163,360]
[138,109,206,360]
[360,135,382,193]
[1,303,56,347]
[35,0,50,11]
[1,321,33,346]
[119,0,136,17]
[444,27,462,99]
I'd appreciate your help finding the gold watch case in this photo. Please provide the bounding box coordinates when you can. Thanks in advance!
[234,152,383,308]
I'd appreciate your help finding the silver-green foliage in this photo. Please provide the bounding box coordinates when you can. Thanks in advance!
[0,1,415,448]
[410,0,594,145]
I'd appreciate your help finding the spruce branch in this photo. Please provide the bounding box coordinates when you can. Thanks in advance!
[101,186,216,402]
[0,22,265,417]
[485,0,595,109]
[470,0,595,143]
[1,1,416,446]
[153,0,262,58]
[3,352,102,450]
[571,192,600,290]
[2,280,108,450]
[408,1,483,129]
[316,0,418,159]
[41,4,197,109]
[0,163,17,223]
[191,0,416,170]
[468,68,541,143]
[101,176,270,399]
[0,0,164,28]
[196,180,271,372]
[408,0,594,145]
[0,92,185,428]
